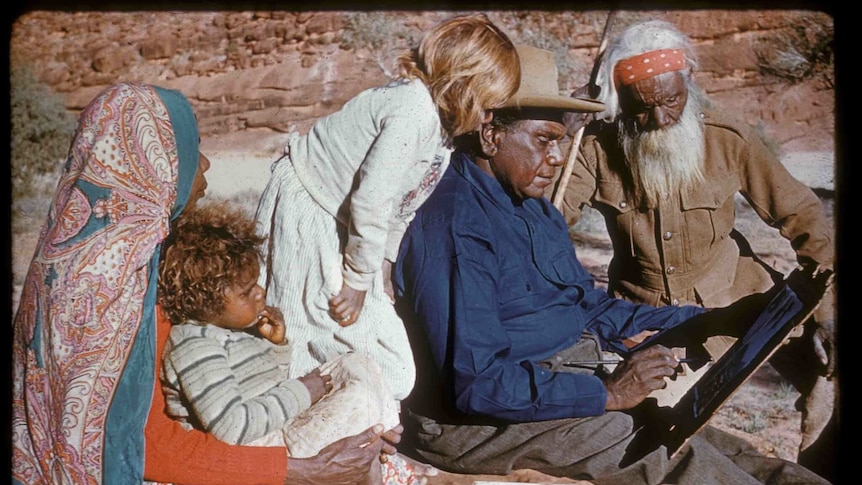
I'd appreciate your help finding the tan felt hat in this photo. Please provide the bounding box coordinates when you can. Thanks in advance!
[500,45,604,113]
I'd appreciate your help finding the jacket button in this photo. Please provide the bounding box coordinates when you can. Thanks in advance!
[662,231,673,240]
[672,298,680,306]
[619,201,627,208]
[666,266,676,275]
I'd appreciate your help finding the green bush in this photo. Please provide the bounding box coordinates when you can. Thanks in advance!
[10,63,76,200]
[340,11,418,54]
[491,10,606,91]
[756,15,834,87]
[339,11,421,78]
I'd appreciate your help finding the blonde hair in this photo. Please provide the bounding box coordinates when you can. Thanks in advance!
[397,13,520,138]
[158,202,264,324]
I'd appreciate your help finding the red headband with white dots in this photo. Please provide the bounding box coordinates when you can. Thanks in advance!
[614,49,687,86]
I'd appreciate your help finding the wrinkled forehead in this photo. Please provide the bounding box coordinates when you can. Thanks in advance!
[497,118,568,143]
[620,70,687,104]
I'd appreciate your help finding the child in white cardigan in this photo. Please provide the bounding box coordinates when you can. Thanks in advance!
[157,202,401,464]
[254,13,522,401]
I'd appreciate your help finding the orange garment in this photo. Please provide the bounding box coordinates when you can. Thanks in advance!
[143,305,287,485]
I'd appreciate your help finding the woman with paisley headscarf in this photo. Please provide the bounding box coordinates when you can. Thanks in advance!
[11,82,405,485]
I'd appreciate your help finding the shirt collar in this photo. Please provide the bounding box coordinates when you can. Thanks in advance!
[450,150,517,215]
[450,150,552,219]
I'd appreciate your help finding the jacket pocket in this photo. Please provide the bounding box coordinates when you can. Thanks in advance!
[680,173,739,265]
[593,180,635,216]
[594,180,637,258]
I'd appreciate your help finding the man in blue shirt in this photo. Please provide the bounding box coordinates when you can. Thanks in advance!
[393,46,830,484]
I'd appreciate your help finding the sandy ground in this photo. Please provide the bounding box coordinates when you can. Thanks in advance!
[10,137,835,484]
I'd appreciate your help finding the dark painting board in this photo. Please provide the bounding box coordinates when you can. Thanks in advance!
[665,285,801,455]
[622,268,833,464]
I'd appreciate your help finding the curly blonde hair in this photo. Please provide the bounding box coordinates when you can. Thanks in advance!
[397,13,521,138]
[158,202,264,325]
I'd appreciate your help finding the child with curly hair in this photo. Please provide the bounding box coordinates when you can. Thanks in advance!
[157,201,402,463]
[255,12,522,403]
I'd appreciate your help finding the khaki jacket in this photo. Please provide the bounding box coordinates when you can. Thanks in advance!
[561,109,833,308]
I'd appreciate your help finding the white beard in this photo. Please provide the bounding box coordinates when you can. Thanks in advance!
[619,100,706,208]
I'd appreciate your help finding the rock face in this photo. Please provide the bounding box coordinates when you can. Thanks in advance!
[8,13,838,481]
[10,9,834,154]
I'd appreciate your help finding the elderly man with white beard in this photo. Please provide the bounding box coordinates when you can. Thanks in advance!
[560,20,837,480]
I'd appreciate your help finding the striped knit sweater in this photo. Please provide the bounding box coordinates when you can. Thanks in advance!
[160,322,312,445]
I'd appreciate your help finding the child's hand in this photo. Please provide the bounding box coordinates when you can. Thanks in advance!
[299,368,332,404]
[256,306,286,345]
[328,284,366,327]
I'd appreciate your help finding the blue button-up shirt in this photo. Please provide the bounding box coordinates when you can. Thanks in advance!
[394,151,703,422]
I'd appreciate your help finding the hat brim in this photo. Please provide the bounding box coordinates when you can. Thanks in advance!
[500,95,604,113]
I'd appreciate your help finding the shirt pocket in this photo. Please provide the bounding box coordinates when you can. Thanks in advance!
[497,260,536,320]
[533,247,582,286]
[680,172,739,266]
[593,180,638,258]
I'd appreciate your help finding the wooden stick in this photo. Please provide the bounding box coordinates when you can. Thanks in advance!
[552,10,615,212]
[552,125,584,211]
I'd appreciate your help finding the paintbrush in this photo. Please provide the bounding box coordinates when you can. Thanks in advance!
[562,357,711,367]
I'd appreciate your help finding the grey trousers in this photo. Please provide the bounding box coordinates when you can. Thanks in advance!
[403,335,831,484]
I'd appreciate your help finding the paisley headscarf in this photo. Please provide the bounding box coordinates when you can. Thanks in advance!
[12,82,199,484]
